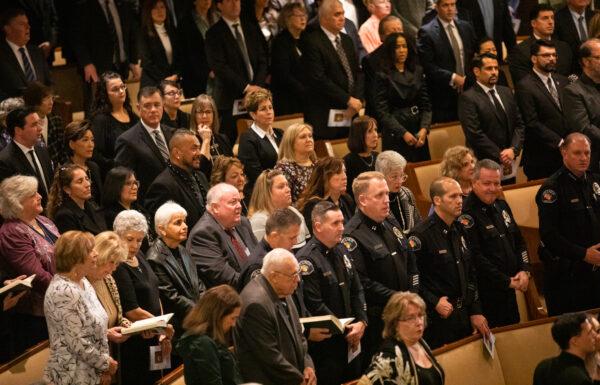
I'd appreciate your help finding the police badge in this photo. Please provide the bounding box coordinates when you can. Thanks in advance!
[342,237,357,251]
[299,260,314,276]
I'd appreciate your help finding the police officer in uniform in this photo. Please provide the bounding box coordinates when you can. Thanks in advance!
[410,176,490,349]
[536,133,600,316]
[343,171,419,364]
[297,201,368,385]
[463,159,530,327]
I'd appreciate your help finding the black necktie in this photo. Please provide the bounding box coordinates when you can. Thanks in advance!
[19,47,36,81]
[578,15,588,42]
[28,150,47,194]
[489,89,508,127]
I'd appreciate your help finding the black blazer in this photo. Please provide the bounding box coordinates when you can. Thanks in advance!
[271,29,307,115]
[302,28,364,139]
[53,197,107,235]
[68,0,139,74]
[146,238,206,334]
[114,121,174,199]
[205,18,268,110]
[238,127,283,198]
[458,84,524,163]
[0,141,53,206]
[515,72,569,180]
[554,6,594,74]
[507,36,573,84]
[417,17,476,123]
[139,24,180,88]
[144,164,209,230]
[0,40,51,100]
[177,12,209,97]
[186,212,258,288]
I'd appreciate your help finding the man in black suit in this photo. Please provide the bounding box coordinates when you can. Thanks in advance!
[115,86,174,199]
[0,8,51,101]
[144,130,209,230]
[68,0,140,111]
[562,38,600,172]
[417,0,476,123]
[186,183,258,288]
[302,0,364,140]
[0,1,58,58]
[0,106,52,206]
[205,0,268,143]
[554,0,594,74]
[235,248,316,385]
[457,0,515,62]
[515,40,569,180]
[508,4,573,84]
[458,53,524,182]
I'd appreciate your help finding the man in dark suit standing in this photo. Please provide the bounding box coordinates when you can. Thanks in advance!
[235,248,316,385]
[515,40,569,180]
[303,0,364,139]
[554,0,593,74]
[508,4,573,85]
[0,106,53,206]
[417,0,476,123]
[562,38,600,172]
[186,183,258,288]
[114,86,174,199]
[144,129,209,230]
[0,8,51,101]
[458,53,524,182]
[205,0,268,143]
[457,0,516,62]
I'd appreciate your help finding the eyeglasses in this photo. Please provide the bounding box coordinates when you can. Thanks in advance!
[164,90,183,97]
[399,314,426,324]
[389,174,408,182]
[291,12,307,18]
[274,269,301,279]
[196,109,214,116]
[124,180,140,188]
[109,84,128,93]
[536,53,558,58]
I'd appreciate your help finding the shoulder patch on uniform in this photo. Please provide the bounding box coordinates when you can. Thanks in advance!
[299,260,314,276]
[342,237,357,251]
[408,235,421,251]
[250,269,261,280]
[458,214,474,228]
[594,182,600,197]
[541,189,557,204]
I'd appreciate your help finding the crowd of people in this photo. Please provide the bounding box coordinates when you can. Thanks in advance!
[2,0,600,384]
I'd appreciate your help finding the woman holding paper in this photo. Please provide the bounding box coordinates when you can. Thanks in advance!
[44,231,125,385]
[359,292,444,385]
[112,210,174,385]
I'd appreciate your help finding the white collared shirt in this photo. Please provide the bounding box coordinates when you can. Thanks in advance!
[154,23,173,65]
[321,25,339,50]
[569,7,588,40]
[6,39,36,78]
[141,119,168,148]
[477,81,506,111]
[223,16,246,42]
[14,140,48,192]
[532,67,558,96]
[251,122,279,153]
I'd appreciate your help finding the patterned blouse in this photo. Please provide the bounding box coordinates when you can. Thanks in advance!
[275,160,315,203]
[44,275,110,385]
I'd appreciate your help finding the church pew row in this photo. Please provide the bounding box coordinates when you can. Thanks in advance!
[0,340,49,385]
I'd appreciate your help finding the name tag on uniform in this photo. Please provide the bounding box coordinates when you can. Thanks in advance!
[374,243,384,251]
[485,224,495,229]
[571,198,580,203]
[391,251,397,256]
[323,271,332,277]
[438,249,447,254]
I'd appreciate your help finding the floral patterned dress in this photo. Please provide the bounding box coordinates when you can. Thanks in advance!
[44,275,110,385]
[275,160,315,203]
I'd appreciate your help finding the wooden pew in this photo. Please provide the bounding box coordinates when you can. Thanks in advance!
[0,340,49,385]
[428,121,465,160]
[404,159,442,216]
[155,365,185,385]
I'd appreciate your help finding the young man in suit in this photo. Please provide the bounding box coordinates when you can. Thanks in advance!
[458,53,524,184]
[554,0,593,74]
[205,0,268,143]
[302,0,364,140]
[114,86,174,199]
[515,40,569,180]
[417,0,476,123]
[0,8,51,101]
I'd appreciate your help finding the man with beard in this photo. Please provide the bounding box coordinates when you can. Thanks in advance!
[144,129,209,229]
[458,53,524,184]
[515,40,569,180]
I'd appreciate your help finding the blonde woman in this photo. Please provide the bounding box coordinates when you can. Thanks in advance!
[440,146,477,197]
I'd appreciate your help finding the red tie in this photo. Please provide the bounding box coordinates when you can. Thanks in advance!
[226,229,247,263]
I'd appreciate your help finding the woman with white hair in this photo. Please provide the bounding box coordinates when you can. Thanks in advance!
[147,202,206,336]
[375,151,422,232]
[0,175,59,357]
[112,210,174,385]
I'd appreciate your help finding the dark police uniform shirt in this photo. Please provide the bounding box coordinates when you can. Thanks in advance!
[343,210,419,315]
[296,237,368,323]
[463,193,530,293]
[409,213,482,315]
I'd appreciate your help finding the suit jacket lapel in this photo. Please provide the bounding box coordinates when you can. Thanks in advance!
[139,124,167,166]
[1,41,27,83]
[532,75,561,110]
[34,146,53,186]
[162,243,194,293]
[10,142,35,175]
[475,84,504,123]
[317,29,346,74]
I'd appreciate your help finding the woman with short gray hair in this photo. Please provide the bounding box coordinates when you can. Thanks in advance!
[375,151,421,232]
[0,175,59,356]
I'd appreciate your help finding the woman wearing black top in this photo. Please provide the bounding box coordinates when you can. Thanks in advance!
[344,115,380,190]
[90,72,137,177]
[373,32,432,162]
[271,3,308,115]
[47,164,107,235]
[160,80,190,129]
[112,210,174,385]
[64,120,103,204]
[140,0,180,88]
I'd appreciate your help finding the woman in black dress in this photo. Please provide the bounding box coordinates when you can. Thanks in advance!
[159,80,190,129]
[90,72,137,177]
[344,115,380,190]
[372,32,432,162]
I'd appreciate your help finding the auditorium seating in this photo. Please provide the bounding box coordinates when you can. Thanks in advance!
[427,121,465,160]
[404,159,442,216]
[0,340,49,385]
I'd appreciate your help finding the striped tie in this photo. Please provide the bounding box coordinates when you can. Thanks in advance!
[19,47,36,81]
[153,129,170,161]
[335,36,354,91]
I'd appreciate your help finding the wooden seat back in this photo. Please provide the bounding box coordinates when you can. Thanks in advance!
[404,160,441,216]
[155,365,185,385]
[0,340,49,385]
[428,122,465,160]
[502,181,542,229]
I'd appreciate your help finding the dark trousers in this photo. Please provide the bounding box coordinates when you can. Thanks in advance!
[309,334,361,385]
[362,311,384,370]
[480,289,520,328]
[544,259,600,316]
[11,313,48,359]
[425,307,471,349]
